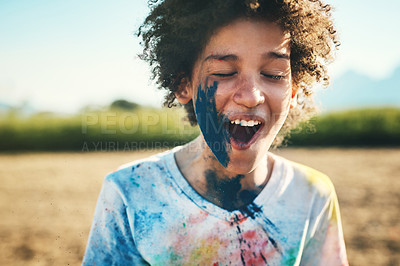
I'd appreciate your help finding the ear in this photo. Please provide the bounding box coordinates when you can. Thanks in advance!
[174,78,193,105]
[290,84,298,109]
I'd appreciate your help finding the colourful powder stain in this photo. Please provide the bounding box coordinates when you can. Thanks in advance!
[236,228,279,265]
[296,163,333,191]
[154,214,283,265]
[189,238,222,263]
[158,230,227,265]
[189,211,209,224]
[194,78,231,167]
[295,163,340,223]
[243,230,256,239]
[320,222,347,264]
[205,170,245,211]
[281,246,300,265]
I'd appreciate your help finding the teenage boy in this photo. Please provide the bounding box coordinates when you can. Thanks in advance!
[83,0,348,265]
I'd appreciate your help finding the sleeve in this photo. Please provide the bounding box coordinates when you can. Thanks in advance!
[82,176,149,266]
[301,191,348,266]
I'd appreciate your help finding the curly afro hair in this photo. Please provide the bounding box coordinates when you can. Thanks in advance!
[138,0,339,145]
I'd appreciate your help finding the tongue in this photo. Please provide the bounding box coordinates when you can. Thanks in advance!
[230,124,256,143]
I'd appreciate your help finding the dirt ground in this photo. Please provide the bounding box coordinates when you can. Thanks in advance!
[0,148,399,266]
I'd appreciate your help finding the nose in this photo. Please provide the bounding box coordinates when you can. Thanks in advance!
[232,78,265,108]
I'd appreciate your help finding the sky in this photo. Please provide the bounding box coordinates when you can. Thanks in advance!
[1,0,400,113]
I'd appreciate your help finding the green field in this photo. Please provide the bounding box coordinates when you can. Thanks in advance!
[0,107,399,151]
[288,107,400,146]
[0,108,198,151]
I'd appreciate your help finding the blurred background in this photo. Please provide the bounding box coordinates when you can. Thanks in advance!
[0,0,399,265]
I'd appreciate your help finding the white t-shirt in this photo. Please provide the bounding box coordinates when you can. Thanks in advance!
[83,147,348,266]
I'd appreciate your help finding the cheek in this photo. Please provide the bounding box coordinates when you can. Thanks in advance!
[214,86,232,111]
[262,86,292,132]
[194,80,232,168]
[197,78,232,112]
[269,85,293,109]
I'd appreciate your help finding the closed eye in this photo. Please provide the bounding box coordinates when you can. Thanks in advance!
[212,72,237,77]
[261,73,286,80]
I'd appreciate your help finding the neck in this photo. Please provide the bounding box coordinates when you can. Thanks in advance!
[175,136,274,211]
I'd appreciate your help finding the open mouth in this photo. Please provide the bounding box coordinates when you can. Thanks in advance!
[226,119,263,145]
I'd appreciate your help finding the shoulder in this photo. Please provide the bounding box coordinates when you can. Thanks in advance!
[272,153,336,199]
[103,149,176,201]
[292,161,335,197]
[116,148,174,171]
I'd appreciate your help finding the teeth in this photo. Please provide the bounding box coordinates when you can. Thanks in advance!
[229,119,261,127]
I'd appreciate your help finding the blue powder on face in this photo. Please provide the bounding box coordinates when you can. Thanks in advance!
[194,78,231,167]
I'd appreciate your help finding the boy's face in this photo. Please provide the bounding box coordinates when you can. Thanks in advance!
[178,18,296,174]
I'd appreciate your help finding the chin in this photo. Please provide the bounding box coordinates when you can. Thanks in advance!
[224,138,273,174]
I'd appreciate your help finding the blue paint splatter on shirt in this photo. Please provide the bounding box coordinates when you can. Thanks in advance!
[194,79,231,167]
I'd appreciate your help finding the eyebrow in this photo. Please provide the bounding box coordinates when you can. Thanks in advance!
[203,51,290,63]
[263,51,290,60]
[203,54,238,62]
